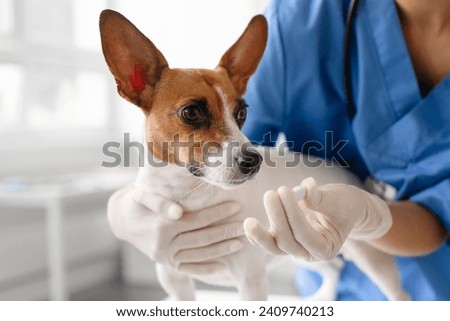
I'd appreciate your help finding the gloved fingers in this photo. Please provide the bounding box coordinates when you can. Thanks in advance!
[300,177,330,213]
[263,190,311,257]
[292,185,307,200]
[277,186,328,256]
[173,238,244,266]
[179,202,242,231]
[132,188,183,220]
[178,262,227,276]
[107,185,135,239]
[171,221,244,250]
[123,200,160,234]
[243,217,285,255]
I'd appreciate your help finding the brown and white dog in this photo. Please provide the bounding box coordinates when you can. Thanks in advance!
[99,10,409,300]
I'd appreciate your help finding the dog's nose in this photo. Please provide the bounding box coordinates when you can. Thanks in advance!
[235,148,262,176]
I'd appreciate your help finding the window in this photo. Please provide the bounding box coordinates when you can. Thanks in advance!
[0,0,113,147]
[0,0,14,35]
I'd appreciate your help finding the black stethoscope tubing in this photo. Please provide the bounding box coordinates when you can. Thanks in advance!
[343,0,360,119]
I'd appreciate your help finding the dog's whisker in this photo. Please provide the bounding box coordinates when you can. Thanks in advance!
[175,178,209,202]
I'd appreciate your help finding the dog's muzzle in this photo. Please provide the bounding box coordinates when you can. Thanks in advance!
[188,163,204,177]
[235,148,262,177]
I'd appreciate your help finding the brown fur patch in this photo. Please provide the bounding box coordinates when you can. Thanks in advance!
[146,68,240,165]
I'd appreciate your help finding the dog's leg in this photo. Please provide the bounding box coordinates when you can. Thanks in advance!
[236,273,268,300]
[156,263,196,300]
[342,240,410,301]
[235,260,268,300]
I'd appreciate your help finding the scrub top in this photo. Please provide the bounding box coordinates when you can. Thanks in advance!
[243,0,450,300]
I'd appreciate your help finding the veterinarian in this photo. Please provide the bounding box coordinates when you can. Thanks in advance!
[243,0,450,300]
[107,0,449,300]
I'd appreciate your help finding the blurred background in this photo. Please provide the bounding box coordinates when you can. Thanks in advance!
[0,0,300,300]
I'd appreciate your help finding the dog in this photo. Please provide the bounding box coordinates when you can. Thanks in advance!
[99,9,409,300]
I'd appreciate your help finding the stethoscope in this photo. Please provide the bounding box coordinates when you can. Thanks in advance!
[343,0,359,119]
[343,0,398,199]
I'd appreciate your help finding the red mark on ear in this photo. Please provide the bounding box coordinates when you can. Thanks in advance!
[129,64,145,93]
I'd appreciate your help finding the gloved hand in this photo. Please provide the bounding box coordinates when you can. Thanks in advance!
[107,185,245,274]
[244,177,392,261]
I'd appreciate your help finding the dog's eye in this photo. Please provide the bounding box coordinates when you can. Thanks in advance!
[236,107,247,122]
[235,101,248,128]
[178,99,211,128]
[181,105,201,122]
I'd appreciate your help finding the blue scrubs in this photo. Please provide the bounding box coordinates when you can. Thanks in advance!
[243,0,450,300]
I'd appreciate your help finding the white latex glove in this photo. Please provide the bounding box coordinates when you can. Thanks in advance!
[107,185,245,274]
[244,177,392,261]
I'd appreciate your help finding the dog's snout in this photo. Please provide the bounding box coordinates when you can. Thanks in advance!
[235,149,262,176]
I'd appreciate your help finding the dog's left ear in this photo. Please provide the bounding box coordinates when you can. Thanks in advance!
[218,15,268,96]
[99,9,168,112]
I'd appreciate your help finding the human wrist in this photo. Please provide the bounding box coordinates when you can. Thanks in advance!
[349,192,393,240]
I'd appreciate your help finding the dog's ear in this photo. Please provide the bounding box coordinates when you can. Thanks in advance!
[218,15,268,96]
[99,9,168,112]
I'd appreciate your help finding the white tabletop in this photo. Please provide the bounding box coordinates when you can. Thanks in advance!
[0,168,136,207]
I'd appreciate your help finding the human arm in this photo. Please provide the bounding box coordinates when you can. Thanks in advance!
[370,200,448,256]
